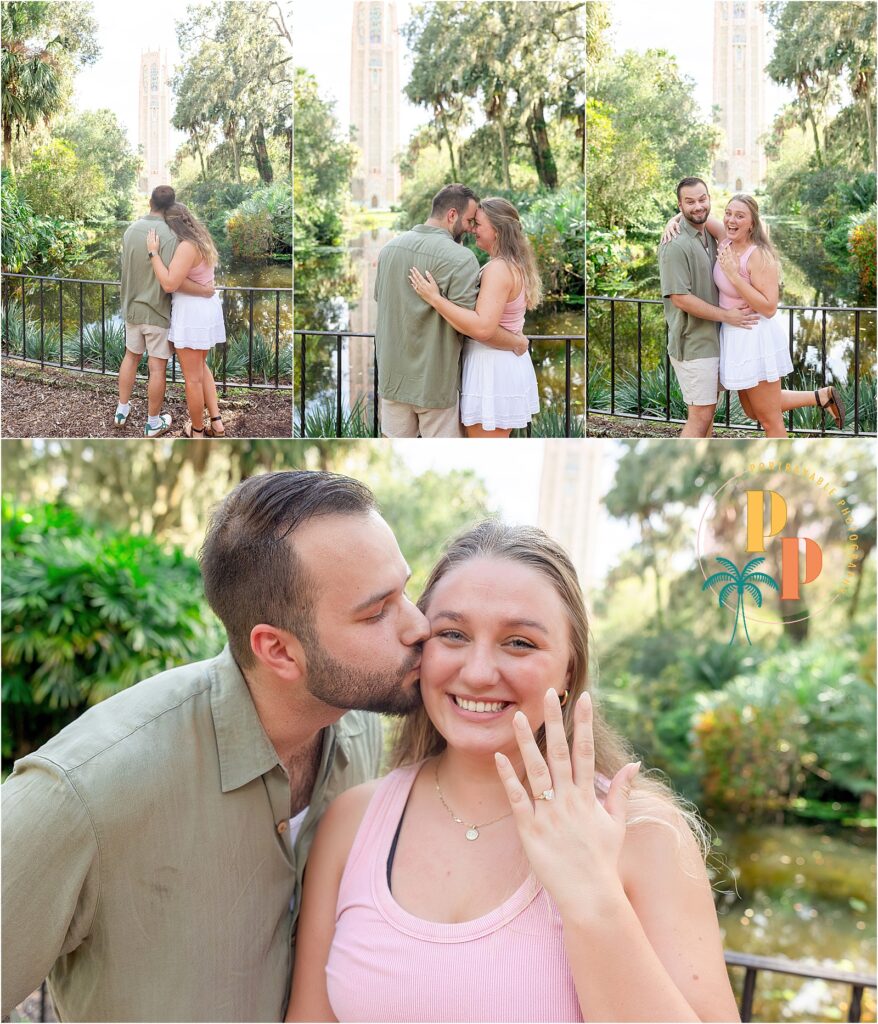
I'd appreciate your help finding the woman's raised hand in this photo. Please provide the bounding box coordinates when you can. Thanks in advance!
[408,266,441,305]
[717,244,739,279]
[494,689,640,913]
[660,213,683,245]
[146,228,159,254]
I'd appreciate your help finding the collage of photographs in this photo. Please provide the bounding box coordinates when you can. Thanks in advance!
[0,1,875,1023]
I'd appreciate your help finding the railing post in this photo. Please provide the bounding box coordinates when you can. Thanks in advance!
[79,280,84,370]
[565,336,571,437]
[248,289,254,387]
[40,978,47,1022]
[21,278,26,358]
[2,281,8,356]
[584,298,590,409]
[101,284,106,375]
[610,300,616,415]
[372,339,379,438]
[849,983,864,1022]
[39,279,45,367]
[664,323,671,421]
[636,302,642,417]
[274,290,280,388]
[58,281,63,367]
[336,334,343,436]
[221,332,227,398]
[739,966,757,1022]
[299,332,307,434]
[820,308,827,436]
[853,310,860,436]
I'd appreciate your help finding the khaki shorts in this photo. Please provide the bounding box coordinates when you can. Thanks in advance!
[669,355,726,407]
[125,324,171,360]
[380,397,462,438]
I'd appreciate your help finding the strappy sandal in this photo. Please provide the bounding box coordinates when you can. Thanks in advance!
[183,423,205,439]
[816,386,846,430]
[204,414,225,438]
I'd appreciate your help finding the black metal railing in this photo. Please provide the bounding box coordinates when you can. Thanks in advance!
[1,273,292,394]
[586,295,877,437]
[23,952,877,1023]
[295,329,584,437]
[725,950,876,1023]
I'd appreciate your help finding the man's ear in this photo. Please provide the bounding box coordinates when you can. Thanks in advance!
[249,624,306,683]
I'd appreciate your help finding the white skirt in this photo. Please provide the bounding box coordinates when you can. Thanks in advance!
[720,313,793,391]
[169,291,226,350]
[459,339,540,430]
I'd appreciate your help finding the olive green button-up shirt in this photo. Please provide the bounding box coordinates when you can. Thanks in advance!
[120,214,178,328]
[1,647,381,1023]
[374,224,480,409]
[659,218,720,361]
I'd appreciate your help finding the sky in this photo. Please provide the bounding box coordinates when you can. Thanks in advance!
[294,0,430,146]
[609,0,792,122]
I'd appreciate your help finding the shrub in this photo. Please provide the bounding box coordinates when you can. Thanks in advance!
[1,499,224,768]
[227,181,293,262]
[848,205,877,302]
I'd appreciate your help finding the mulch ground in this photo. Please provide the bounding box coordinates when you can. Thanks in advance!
[587,412,755,439]
[1,360,291,439]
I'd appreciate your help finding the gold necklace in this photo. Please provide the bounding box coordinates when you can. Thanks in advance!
[434,759,513,841]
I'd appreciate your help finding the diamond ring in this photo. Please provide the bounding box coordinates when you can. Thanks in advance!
[535,788,555,801]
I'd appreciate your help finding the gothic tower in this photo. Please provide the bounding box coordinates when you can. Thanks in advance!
[138,50,171,195]
[712,1,767,191]
[350,1,401,208]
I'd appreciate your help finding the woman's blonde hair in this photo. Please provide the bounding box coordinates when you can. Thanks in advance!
[728,193,778,262]
[389,520,710,857]
[478,198,543,309]
[164,203,219,268]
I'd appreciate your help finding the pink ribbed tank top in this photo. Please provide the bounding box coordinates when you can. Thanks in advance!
[325,763,583,1023]
[713,240,756,309]
[187,258,215,287]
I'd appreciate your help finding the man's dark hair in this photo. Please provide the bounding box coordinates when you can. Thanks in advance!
[676,177,709,202]
[200,471,378,668]
[430,183,479,219]
[150,185,176,212]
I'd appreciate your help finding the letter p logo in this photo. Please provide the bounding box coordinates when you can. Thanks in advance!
[746,490,786,553]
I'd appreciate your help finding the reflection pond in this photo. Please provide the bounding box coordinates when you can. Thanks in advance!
[713,822,875,1022]
[294,228,584,434]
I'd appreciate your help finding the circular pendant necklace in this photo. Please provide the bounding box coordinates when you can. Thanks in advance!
[434,759,513,841]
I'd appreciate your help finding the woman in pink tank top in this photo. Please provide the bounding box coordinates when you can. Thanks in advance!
[669,194,845,435]
[287,523,739,1023]
[408,197,541,437]
[146,203,227,438]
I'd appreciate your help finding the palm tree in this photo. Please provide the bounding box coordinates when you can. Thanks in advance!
[1,3,64,171]
[702,556,779,646]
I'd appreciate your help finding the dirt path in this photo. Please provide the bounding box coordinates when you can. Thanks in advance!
[1,361,291,438]
[586,412,756,439]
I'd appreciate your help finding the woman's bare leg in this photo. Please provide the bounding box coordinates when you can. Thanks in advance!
[201,353,224,433]
[465,423,513,438]
[176,347,206,435]
[740,381,787,437]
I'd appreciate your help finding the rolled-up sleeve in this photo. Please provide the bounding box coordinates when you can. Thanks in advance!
[1,757,99,1015]
[444,253,479,311]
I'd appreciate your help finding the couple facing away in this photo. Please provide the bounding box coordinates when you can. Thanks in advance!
[375,183,542,438]
[2,471,741,1023]
[659,176,846,438]
[116,185,227,438]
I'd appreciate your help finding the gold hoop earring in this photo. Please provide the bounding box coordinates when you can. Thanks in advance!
[559,689,569,708]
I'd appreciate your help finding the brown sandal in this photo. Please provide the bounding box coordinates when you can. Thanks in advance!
[205,415,225,438]
[183,423,204,439]
[815,387,846,430]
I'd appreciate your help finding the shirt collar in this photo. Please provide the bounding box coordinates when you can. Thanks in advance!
[680,217,709,247]
[413,223,453,240]
[209,646,371,791]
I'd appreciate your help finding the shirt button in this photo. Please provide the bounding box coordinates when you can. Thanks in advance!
[276,820,288,834]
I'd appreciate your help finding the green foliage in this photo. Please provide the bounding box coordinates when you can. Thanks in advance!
[17,138,107,222]
[0,169,85,272]
[294,395,373,439]
[176,180,253,244]
[293,68,357,252]
[586,221,632,295]
[848,205,877,299]
[1,498,223,767]
[226,181,292,262]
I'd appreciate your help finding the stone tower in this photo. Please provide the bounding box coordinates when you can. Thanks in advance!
[350,1,401,208]
[712,1,767,191]
[138,50,171,195]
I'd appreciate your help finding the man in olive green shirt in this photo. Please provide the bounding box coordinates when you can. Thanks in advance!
[659,177,758,437]
[1,471,429,1022]
[116,185,213,437]
[374,183,526,438]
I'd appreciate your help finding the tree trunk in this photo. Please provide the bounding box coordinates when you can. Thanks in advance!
[497,113,512,191]
[251,122,274,184]
[194,133,207,182]
[437,108,457,180]
[3,124,13,172]
[525,98,558,189]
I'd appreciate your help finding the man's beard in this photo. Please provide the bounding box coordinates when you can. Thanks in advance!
[304,641,423,715]
[683,209,709,225]
[451,217,466,242]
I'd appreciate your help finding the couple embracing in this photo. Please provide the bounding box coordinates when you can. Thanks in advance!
[2,471,741,1022]
[116,185,226,438]
[376,183,542,438]
[660,177,846,438]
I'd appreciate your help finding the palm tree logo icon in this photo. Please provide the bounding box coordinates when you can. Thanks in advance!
[702,556,780,646]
